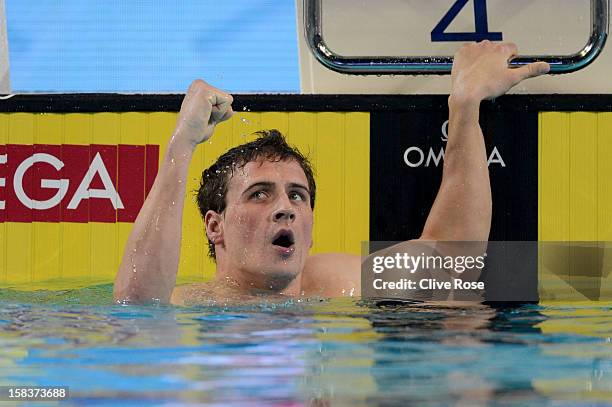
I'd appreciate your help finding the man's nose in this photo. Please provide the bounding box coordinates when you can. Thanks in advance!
[273,208,296,222]
[272,195,296,222]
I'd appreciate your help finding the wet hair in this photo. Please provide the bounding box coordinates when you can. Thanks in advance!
[197,129,316,260]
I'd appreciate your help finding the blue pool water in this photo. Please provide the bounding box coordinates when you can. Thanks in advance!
[0,285,610,406]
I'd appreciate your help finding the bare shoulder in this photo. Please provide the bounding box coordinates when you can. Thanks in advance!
[302,253,362,297]
[170,283,214,306]
[170,284,190,306]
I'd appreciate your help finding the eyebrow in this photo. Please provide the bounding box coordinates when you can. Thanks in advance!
[242,182,273,196]
[288,183,310,193]
[242,181,310,196]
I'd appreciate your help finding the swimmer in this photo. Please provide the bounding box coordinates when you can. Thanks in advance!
[113,42,550,305]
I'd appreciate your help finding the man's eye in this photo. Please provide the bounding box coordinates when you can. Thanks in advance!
[289,191,306,201]
[251,190,268,200]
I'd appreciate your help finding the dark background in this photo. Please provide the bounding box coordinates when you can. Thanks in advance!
[370,107,538,241]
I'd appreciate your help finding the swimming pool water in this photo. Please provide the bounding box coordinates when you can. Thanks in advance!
[0,285,610,406]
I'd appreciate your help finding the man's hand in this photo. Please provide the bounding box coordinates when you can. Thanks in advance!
[174,79,234,147]
[450,41,550,105]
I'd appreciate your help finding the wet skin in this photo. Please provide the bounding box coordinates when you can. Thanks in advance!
[171,158,363,305]
[196,159,314,296]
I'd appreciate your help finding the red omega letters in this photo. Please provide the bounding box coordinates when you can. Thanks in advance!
[0,144,159,223]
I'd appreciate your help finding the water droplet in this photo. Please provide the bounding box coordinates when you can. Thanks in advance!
[240,118,251,125]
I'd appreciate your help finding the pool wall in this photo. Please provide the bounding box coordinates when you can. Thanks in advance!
[0,95,370,288]
[0,94,610,300]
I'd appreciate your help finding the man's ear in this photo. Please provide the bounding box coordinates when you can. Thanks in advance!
[205,210,224,246]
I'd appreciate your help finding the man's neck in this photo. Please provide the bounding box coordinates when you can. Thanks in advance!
[213,262,303,297]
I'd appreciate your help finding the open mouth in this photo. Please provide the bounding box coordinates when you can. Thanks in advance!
[272,230,295,251]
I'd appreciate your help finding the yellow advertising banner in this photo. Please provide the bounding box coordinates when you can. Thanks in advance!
[0,112,370,289]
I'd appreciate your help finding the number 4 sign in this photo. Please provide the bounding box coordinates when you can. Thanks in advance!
[431,0,503,42]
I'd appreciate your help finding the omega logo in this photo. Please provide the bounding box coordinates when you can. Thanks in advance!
[402,120,506,168]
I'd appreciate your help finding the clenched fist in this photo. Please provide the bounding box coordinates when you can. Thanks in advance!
[174,79,234,147]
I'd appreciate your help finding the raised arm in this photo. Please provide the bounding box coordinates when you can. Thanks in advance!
[420,41,549,241]
[305,42,549,298]
[113,80,233,304]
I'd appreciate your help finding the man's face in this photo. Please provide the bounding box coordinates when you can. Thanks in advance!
[216,158,314,290]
